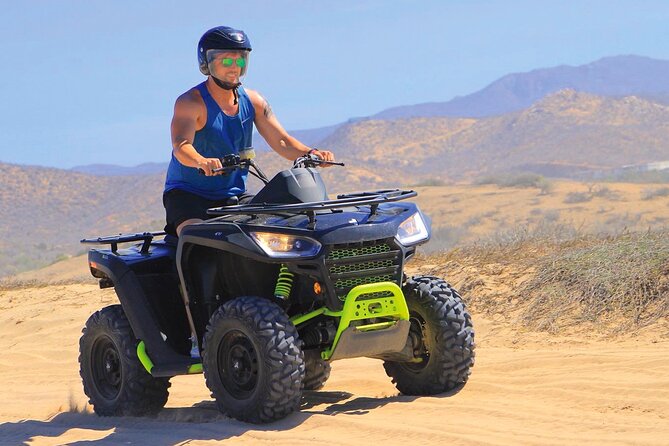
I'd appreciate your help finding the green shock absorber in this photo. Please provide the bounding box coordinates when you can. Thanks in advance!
[274,264,294,299]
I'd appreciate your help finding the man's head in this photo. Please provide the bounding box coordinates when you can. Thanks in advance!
[198,26,252,90]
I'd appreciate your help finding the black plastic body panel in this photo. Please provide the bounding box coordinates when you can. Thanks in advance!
[88,239,192,377]
[251,167,328,204]
[84,182,430,373]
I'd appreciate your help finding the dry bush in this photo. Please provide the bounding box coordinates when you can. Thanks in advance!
[641,187,669,200]
[520,230,669,329]
[422,224,470,253]
[602,170,669,183]
[475,172,552,192]
[590,184,620,200]
[474,219,580,250]
[564,191,592,203]
[416,223,669,334]
[411,177,447,187]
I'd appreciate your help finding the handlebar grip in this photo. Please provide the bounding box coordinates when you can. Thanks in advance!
[198,167,226,175]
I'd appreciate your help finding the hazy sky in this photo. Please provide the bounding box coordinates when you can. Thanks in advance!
[1,0,668,168]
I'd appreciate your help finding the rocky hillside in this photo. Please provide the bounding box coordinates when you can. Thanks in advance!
[323,89,669,179]
[0,163,165,276]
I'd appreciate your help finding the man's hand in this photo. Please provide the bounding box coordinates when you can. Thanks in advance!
[311,149,336,167]
[197,157,223,176]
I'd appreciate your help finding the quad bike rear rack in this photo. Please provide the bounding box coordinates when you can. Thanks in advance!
[207,189,417,229]
[80,231,166,253]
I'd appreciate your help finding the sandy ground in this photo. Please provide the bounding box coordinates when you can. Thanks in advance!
[0,283,668,446]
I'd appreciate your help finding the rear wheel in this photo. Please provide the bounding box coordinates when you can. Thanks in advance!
[79,305,170,416]
[383,276,475,395]
[202,296,305,423]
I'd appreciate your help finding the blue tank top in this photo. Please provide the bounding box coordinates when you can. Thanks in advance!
[164,83,255,200]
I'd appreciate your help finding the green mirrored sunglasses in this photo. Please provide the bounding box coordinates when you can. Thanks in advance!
[220,57,246,68]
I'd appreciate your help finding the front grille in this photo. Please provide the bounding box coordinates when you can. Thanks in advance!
[325,240,402,300]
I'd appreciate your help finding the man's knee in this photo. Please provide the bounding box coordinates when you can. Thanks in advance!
[177,218,204,236]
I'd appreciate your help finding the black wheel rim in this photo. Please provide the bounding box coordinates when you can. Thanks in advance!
[402,313,431,372]
[91,335,122,400]
[218,330,260,399]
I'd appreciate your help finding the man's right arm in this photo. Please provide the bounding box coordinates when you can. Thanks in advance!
[170,93,222,176]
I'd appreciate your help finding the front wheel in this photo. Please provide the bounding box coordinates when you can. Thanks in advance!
[202,296,305,423]
[383,276,475,395]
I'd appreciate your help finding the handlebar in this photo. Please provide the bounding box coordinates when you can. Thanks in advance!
[197,149,343,183]
[292,153,345,168]
[197,153,247,175]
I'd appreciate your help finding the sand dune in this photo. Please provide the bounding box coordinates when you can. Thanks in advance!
[1,283,668,445]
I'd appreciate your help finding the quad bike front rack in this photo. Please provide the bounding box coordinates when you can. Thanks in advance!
[206,189,417,229]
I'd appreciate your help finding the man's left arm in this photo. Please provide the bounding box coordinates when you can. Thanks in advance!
[247,89,334,163]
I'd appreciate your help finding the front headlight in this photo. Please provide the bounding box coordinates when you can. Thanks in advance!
[250,232,322,258]
[396,212,429,245]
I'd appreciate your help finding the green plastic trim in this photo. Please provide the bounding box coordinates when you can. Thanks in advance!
[321,282,409,360]
[136,341,154,374]
[188,363,203,374]
[137,340,203,375]
[290,307,327,326]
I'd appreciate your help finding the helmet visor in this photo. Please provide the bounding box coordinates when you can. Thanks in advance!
[206,49,249,81]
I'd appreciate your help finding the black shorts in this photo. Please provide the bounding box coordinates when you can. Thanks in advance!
[163,189,254,236]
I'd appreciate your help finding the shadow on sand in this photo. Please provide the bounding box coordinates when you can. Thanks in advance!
[0,385,465,445]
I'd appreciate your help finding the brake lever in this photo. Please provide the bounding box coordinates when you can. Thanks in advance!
[293,154,345,168]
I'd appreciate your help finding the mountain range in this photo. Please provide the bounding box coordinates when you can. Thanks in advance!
[373,55,669,119]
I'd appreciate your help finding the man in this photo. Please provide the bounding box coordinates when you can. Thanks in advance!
[164,26,335,236]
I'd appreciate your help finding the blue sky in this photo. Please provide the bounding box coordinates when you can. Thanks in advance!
[1,0,668,168]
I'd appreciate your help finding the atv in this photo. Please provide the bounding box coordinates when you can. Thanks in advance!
[79,150,475,423]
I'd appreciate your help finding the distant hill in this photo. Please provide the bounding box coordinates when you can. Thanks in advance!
[252,123,344,153]
[72,125,342,176]
[0,162,166,277]
[70,162,168,176]
[322,89,669,178]
[373,55,669,119]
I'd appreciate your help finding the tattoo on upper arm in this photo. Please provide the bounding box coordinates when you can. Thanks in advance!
[262,98,274,119]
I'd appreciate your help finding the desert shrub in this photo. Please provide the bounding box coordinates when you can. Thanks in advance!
[475,220,580,250]
[564,191,592,203]
[641,187,669,200]
[475,172,551,190]
[538,178,554,195]
[543,209,560,222]
[412,177,447,187]
[601,170,669,183]
[422,224,470,253]
[520,230,669,327]
[592,212,644,234]
[590,184,620,200]
[465,214,483,226]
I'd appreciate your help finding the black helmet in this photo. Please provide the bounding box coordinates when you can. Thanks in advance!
[198,26,252,76]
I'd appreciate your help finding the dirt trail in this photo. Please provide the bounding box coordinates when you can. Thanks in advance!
[0,284,667,445]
